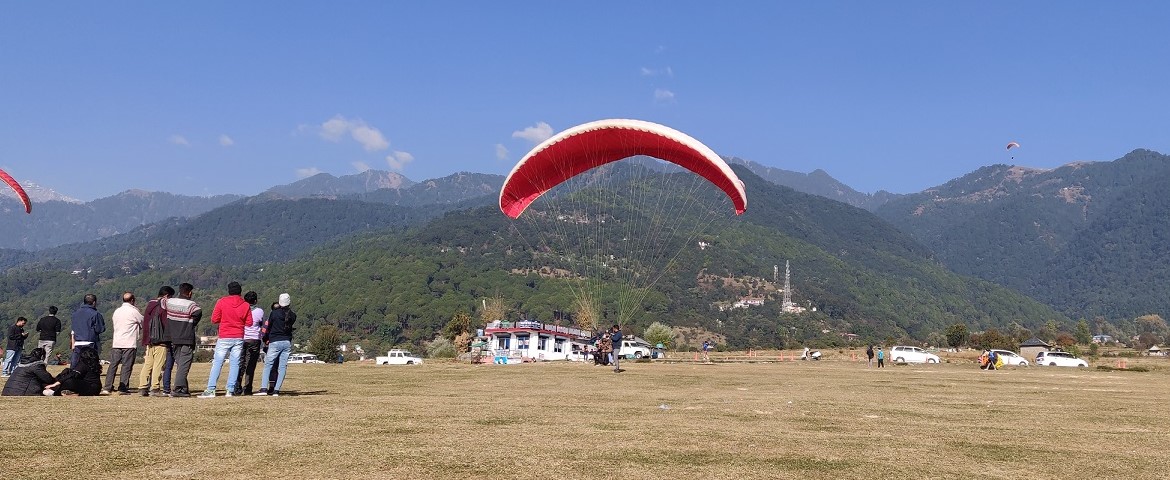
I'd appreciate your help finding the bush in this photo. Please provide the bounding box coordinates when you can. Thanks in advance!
[426,337,456,358]
[308,325,343,363]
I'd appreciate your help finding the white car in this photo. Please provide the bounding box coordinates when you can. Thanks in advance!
[286,353,325,364]
[1035,351,1088,367]
[990,349,1029,367]
[375,349,424,365]
[888,346,940,364]
[618,337,654,359]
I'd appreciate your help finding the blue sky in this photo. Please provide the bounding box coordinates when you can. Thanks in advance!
[2,2,1168,201]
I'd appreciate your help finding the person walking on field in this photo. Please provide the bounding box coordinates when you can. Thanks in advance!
[164,283,202,398]
[876,347,885,368]
[255,293,296,397]
[610,324,623,373]
[866,345,875,367]
[200,281,253,398]
[138,286,173,396]
[234,291,264,395]
[34,306,62,361]
[70,294,106,368]
[4,317,29,377]
[102,292,143,395]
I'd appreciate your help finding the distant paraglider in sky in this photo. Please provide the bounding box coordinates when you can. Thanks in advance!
[1006,141,1021,161]
[0,168,31,214]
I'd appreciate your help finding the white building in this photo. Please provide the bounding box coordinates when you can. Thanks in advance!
[483,320,592,363]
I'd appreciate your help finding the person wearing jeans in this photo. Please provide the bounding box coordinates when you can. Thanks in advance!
[255,293,296,397]
[4,317,28,376]
[199,281,253,398]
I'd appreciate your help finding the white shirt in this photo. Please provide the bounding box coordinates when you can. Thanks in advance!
[111,302,144,349]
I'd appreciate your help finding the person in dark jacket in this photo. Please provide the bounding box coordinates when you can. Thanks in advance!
[35,306,62,361]
[255,293,296,397]
[138,286,173,397]
[45,346,103,396]
[610,324,623,373]
[70,294,106,367]
[163,283,202,398]
[4,317,29,376]
[2,348,56,396]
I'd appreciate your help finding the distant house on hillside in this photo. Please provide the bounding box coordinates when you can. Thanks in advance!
[1092,334,1115,344]
[1149,345,1164,357]
[1019,337,1051,361]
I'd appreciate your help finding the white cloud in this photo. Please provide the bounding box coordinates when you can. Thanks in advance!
[495,143,510,161]
[654,88,677,104]
[640,66,673,77]
[295,167,323,178]
[511,122,554,144]
[386,150,414,171]
[318,115,389,151]
[169,134,191,147]
[352,161,371,172]
[218,134,235,147]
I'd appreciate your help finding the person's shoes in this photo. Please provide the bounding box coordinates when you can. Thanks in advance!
[198,388,216,398]
[243,388,252,396]
[43,388,55,396]
[139,388,150,397]
[162,389,172,396]
[99,389,111,395]
[118,389,132,395]
[270,390,280,397]
[253,389,268,396]
[149,389,164,397]
[226,391,235,397]
[170,388,190,398]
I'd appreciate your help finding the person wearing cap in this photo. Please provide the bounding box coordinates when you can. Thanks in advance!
[255,293,296,396]
[199,281,253,398]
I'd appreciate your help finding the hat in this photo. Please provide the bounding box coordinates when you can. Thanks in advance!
[278,293,291,307]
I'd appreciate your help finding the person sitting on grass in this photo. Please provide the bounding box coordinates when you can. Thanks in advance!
[44,346,103,396]
[2,348,56,396]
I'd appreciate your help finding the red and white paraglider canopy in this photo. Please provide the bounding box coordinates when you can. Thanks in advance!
[499,119,746,219]
[0,168,31,214]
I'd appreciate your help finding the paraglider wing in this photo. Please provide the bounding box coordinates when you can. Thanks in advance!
[1006,142,1021,151]
[499,119,747,219]
[0,168,31,214]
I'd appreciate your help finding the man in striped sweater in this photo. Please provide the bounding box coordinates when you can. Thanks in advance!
[164,283,202,398]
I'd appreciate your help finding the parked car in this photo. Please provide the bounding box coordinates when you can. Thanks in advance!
[286,353,324,364]
[889,346,940,364]
[618,337,654,359]
[375,349,424,365]
[1035,350,1088,367]
[990,349,1029,367]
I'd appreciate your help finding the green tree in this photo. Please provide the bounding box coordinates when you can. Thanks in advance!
[643,322,675,349]
[308,324,343,363]
[1073,319,1092,345]
[442,311,472,341]
[945,323,968,349]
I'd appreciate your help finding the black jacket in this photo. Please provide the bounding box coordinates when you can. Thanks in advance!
[6,324,26,351]
[54,355,102,396]
[264,308,296,342]
[35,315,62,342]
[2,359,55,396]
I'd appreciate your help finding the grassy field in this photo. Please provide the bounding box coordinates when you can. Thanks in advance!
[2,352,1168,479]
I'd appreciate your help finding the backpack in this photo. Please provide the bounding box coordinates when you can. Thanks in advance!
[147,302,166,345]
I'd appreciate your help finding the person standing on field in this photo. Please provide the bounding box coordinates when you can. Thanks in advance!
[164,283,202,398]
[234,291,264,395]
[255,293,296,397]
[70,294,106,368]
[138,286,173,396]
[199,281,252,398]
[866,345,875,367]
[3,317,29,377]
[610,324,623,373]
[35,306,62,361]
[876,347,885,368]
[102,292,143,395]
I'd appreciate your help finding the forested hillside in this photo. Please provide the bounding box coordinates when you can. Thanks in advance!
[0,166,1067,353]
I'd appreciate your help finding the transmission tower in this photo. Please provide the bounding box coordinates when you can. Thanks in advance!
[782,261,794,312]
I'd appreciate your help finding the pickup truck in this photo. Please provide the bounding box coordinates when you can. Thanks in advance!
[375,349,424,365]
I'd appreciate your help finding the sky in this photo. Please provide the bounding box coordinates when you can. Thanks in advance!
[2,2,1169,201]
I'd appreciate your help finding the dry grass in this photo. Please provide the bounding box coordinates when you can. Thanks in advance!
[2,356,1169,479]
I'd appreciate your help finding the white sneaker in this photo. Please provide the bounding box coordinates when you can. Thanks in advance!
[99,389,111,395]
[197,389,216,398]
[252,389,268,396]
[226,391,234,397]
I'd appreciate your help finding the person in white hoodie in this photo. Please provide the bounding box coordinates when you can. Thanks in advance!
[102,292,143,395]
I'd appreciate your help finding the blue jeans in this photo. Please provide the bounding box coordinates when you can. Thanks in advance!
[260,340,292,392]
[162,344,174,391]
[205,338,244,392]
[2,348,20,375]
